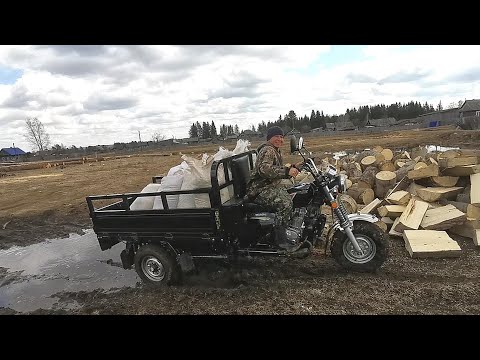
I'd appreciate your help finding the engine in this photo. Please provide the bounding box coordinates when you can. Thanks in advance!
[286,207,307,243]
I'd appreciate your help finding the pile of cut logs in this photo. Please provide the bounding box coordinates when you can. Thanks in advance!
[295,145,480,258]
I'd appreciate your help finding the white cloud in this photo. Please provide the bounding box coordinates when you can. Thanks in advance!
[0,45,479,151]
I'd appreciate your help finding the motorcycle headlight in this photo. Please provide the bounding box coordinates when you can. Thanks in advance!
[326,165,337,177]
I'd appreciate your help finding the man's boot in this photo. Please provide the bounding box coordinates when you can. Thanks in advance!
[274,225,301,253]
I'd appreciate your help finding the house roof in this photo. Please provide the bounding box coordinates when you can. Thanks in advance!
[459,99,480,112]
[367,117,397,126]
[418,107,460,117]
[1,147,26,155]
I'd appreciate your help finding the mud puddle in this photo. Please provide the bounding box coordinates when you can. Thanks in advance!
[0,229,139,313]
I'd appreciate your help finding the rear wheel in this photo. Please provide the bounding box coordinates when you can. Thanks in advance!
[134,244,180,287]
[331,220,389,272]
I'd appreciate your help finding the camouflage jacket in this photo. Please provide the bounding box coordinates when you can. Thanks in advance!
[246,143,290,199]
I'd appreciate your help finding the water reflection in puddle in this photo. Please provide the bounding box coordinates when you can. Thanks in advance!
[0,229,139,313]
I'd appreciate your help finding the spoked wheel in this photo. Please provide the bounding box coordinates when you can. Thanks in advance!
[134,244,180,287]
[331,220,389,272]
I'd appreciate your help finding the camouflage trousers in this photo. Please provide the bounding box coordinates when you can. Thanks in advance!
[254,186,293,226]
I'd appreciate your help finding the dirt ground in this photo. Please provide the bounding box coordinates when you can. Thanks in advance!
[1,127,480,315]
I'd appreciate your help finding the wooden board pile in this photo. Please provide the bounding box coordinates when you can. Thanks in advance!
[297,145,480,258]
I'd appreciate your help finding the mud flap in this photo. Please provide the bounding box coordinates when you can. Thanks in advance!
[177,253,196,273]
[120,249,134,269]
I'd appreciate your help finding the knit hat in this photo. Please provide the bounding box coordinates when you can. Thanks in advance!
[266,126,284,141]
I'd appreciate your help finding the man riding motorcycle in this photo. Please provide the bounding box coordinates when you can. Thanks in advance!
[246,126,303,251]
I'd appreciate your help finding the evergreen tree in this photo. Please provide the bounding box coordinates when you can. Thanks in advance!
[189,123,198,138]
[196,121,203,138]
[202,122,211,139]
[220,124,227,138]
[436,100,443,111]
[210,120,217,138]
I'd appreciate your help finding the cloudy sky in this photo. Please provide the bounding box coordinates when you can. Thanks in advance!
[1,45,479,151]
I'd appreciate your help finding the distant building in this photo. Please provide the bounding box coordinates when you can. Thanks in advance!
[417,107,460,127]
[458,99,480,129]
[0,147,27,162]
[325,123,336,131]
[336,121,356,131]
[239,130,262,139]
[180,137,199,144]
[459,99,480,118]
[365,117,397,127]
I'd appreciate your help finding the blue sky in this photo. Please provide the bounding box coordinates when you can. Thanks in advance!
[0,45,479,151]
[0,65,22,85]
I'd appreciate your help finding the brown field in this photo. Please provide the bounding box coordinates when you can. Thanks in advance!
[1,127,480,314]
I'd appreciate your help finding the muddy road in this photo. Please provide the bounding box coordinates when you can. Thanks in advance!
[1,128,480,315]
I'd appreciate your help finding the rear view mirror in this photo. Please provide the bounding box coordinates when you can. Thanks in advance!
[290,135,298,154]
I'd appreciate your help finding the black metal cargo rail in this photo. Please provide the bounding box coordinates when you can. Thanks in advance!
[86,150,257,239]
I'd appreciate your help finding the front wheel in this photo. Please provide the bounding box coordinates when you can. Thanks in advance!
[134,244,180,287]
[331,220,389,272]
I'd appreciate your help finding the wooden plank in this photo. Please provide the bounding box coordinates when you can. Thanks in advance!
[407,164,439,180]
[394,198,429,232]
[441,164,480,177]
[416,187,464,202]
[378,205,406,218]
[420,204,467,230]
[438,157,477,169]
[359,198,383,214]
[402,230,462,258]
[386,190,411,205]
[471,173,480,205]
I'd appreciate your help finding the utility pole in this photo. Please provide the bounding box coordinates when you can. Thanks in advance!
[138,131,141,142]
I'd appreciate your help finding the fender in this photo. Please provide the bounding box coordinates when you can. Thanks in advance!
[327,213,379,240]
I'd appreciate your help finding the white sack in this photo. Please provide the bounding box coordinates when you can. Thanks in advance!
[130,183,162,210]
[152,173,184,210]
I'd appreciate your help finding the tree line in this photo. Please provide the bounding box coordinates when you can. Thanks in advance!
[188,121,240,139]
[22,99,464,152]
[189,99,459,138]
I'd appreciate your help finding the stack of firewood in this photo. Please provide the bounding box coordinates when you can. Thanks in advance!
[295,145,480,258]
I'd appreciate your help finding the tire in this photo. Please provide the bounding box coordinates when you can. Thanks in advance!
[330,220,389,272]
[134,244,180,287]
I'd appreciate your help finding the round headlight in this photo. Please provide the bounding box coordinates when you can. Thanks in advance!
[326,165,337,177]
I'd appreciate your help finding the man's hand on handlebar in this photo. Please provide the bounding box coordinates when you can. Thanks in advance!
[289,166,300,177]
[294,161,304,170]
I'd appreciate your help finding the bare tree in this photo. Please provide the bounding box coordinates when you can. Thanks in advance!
[151,131,166,142]
[25,117,50,152]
